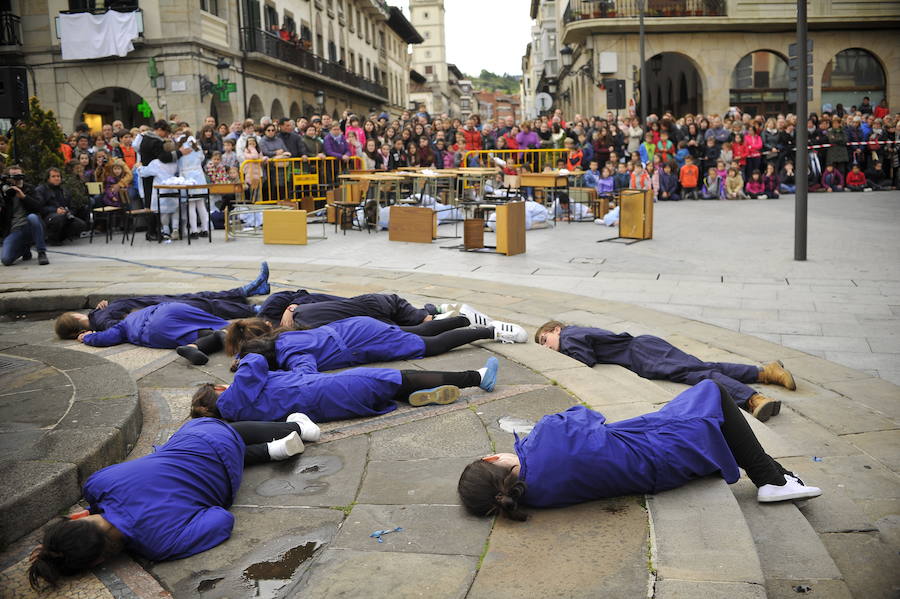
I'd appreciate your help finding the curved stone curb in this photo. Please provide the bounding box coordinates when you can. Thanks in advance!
[0,345,141,550]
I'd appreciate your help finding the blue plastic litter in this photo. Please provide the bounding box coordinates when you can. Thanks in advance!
[369,527,403,543]
[812,456,823,462]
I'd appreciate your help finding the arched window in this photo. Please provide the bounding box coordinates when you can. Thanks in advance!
[821,48,885,112]
[729,50,790,117]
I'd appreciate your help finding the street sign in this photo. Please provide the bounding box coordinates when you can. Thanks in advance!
[536,92,553,111]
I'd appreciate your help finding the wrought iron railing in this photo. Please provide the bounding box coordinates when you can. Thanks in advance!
[241,27,388,99]
[0,12,22,47]
[563,0,726,23]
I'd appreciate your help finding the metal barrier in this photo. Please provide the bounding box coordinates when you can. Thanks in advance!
[238,156,363,204]
[460,148,571,173]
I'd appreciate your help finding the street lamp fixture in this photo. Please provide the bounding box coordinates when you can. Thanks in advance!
[560,45,573,68]
[315,90,325,107]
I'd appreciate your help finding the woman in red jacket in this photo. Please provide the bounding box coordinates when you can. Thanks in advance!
[743,124,764,182]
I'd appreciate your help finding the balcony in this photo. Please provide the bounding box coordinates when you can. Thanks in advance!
[564,0,725,22]
[0,11,23,48]
[240,28,388,100]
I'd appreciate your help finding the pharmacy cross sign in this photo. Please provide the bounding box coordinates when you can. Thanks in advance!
[137,99,153,118]
[212,78,237,102]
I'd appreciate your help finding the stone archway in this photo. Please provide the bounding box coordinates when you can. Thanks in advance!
[210,97,234,126]
[290,101,302,120]
[248,94,264,121]
[640,53,703,117]
[271,98,285,120]
[730,50,791,117]
[75,87,152,130]
[821,48,886,113]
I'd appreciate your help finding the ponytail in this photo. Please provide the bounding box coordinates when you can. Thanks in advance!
[237,334,280,370]
[458,460,529,521]
[224,318,273,355]
[190,383,222,419]
[28,519,106,590]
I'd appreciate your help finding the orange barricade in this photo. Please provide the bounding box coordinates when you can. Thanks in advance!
[238,156,363,204]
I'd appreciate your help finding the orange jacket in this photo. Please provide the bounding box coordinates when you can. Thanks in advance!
[679,163,699,188]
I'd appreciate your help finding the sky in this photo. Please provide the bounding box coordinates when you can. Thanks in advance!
[392,0,533,77]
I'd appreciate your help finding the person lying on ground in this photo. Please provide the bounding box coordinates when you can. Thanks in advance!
[534,320,796,421]
[213,313,527,371]
[27,416,318,591]
[54,262,270,338]
[457,380,821,521]
[190,353,500,423]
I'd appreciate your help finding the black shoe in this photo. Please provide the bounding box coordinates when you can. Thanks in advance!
[176,345,209,365]
[199,230,209,238]
[21,249,32,261]
[146,232,159,241]
[37,251,49,265]
[189,232,199,240]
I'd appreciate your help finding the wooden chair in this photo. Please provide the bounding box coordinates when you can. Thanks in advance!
[89,187,124,244]
[120,189,155,245]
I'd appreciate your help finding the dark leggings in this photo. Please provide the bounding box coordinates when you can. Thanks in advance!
[229,421,302,465]
[194,329,225,354]
[716,383,787,487]
[399,316,494,356]
[394,369,482,401]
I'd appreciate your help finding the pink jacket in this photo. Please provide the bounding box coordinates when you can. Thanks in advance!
[745,179,765,194]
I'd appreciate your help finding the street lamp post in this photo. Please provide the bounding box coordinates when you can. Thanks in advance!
[638,0,647,125]
[794,0,808,261]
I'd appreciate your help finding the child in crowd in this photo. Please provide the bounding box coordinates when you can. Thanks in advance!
[865,161,892,190]
[179,134,210,240]
[582,160,601,189]
[725,167,747,199]
[613,162,630,190]
[732,134,747,177]
[346,131,363,158]
[630,162,652,190]
[702,166,724,200]
[720,141,733,166]
[221,139,239,170]
[646,164,659,200]
[745,170,767,199]
[241,137,263,202]
[655,131,674,164]
[638,131,656,164]
[388,139,408,170]
[702,136,720,174]
[143,140,179,239]
[564,138,584,171]
[101,160,131,208]
[596,166,615,197]
[779,161,796,194]
[845,164,868,192]
[821,164,845,192]
[674,140,690,169]
[116,131,137,170]
[762,163,780,199]
[658,162,679,201]
[716,159,728,181]
[679,155,700,200]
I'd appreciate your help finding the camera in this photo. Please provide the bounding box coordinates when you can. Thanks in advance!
[1,173,25,196]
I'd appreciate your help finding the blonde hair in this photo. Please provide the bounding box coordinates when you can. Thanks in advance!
[534,320,564,344]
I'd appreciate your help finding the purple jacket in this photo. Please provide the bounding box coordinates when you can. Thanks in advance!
[323,134,349,159]
[516,131,540,149]
[821,169,844,188]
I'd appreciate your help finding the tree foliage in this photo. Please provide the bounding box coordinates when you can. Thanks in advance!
[468,70,521,95]
[8,97,65,185]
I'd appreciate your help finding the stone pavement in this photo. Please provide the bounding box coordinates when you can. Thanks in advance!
[37,190,900,385]
[0,202,898,598]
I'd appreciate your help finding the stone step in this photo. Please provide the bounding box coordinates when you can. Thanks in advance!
[648,478,766,597]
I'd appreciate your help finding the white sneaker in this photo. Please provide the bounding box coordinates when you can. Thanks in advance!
[267,431,305,460]
[459,304,493,328]
[493,321,527,344]
[757,474,822,503]
[287,412,321,442]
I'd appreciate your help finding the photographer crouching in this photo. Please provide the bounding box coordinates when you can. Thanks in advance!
[35,166,86,245]
[1,165,49,266]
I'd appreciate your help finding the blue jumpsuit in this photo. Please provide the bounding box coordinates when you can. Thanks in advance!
[83,418,244,561]
[559,326,760,406]
[256,289,346,323]
[83,302,230,348]
[88,287,256,331]
[217,353,402,422]
[516,380,740,508]
[272,293,437,328]
[275,316,426,371]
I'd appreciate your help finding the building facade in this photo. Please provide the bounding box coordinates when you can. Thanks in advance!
[0,0,421,132]
[523,0,899,119]
[475,90,520,123]
[407,0,466,117]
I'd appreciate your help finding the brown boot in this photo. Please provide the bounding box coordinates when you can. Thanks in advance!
[747,393,781,422]
[758,360,797,390]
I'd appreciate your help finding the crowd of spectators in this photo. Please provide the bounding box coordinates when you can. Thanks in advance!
[0,97,897,265]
